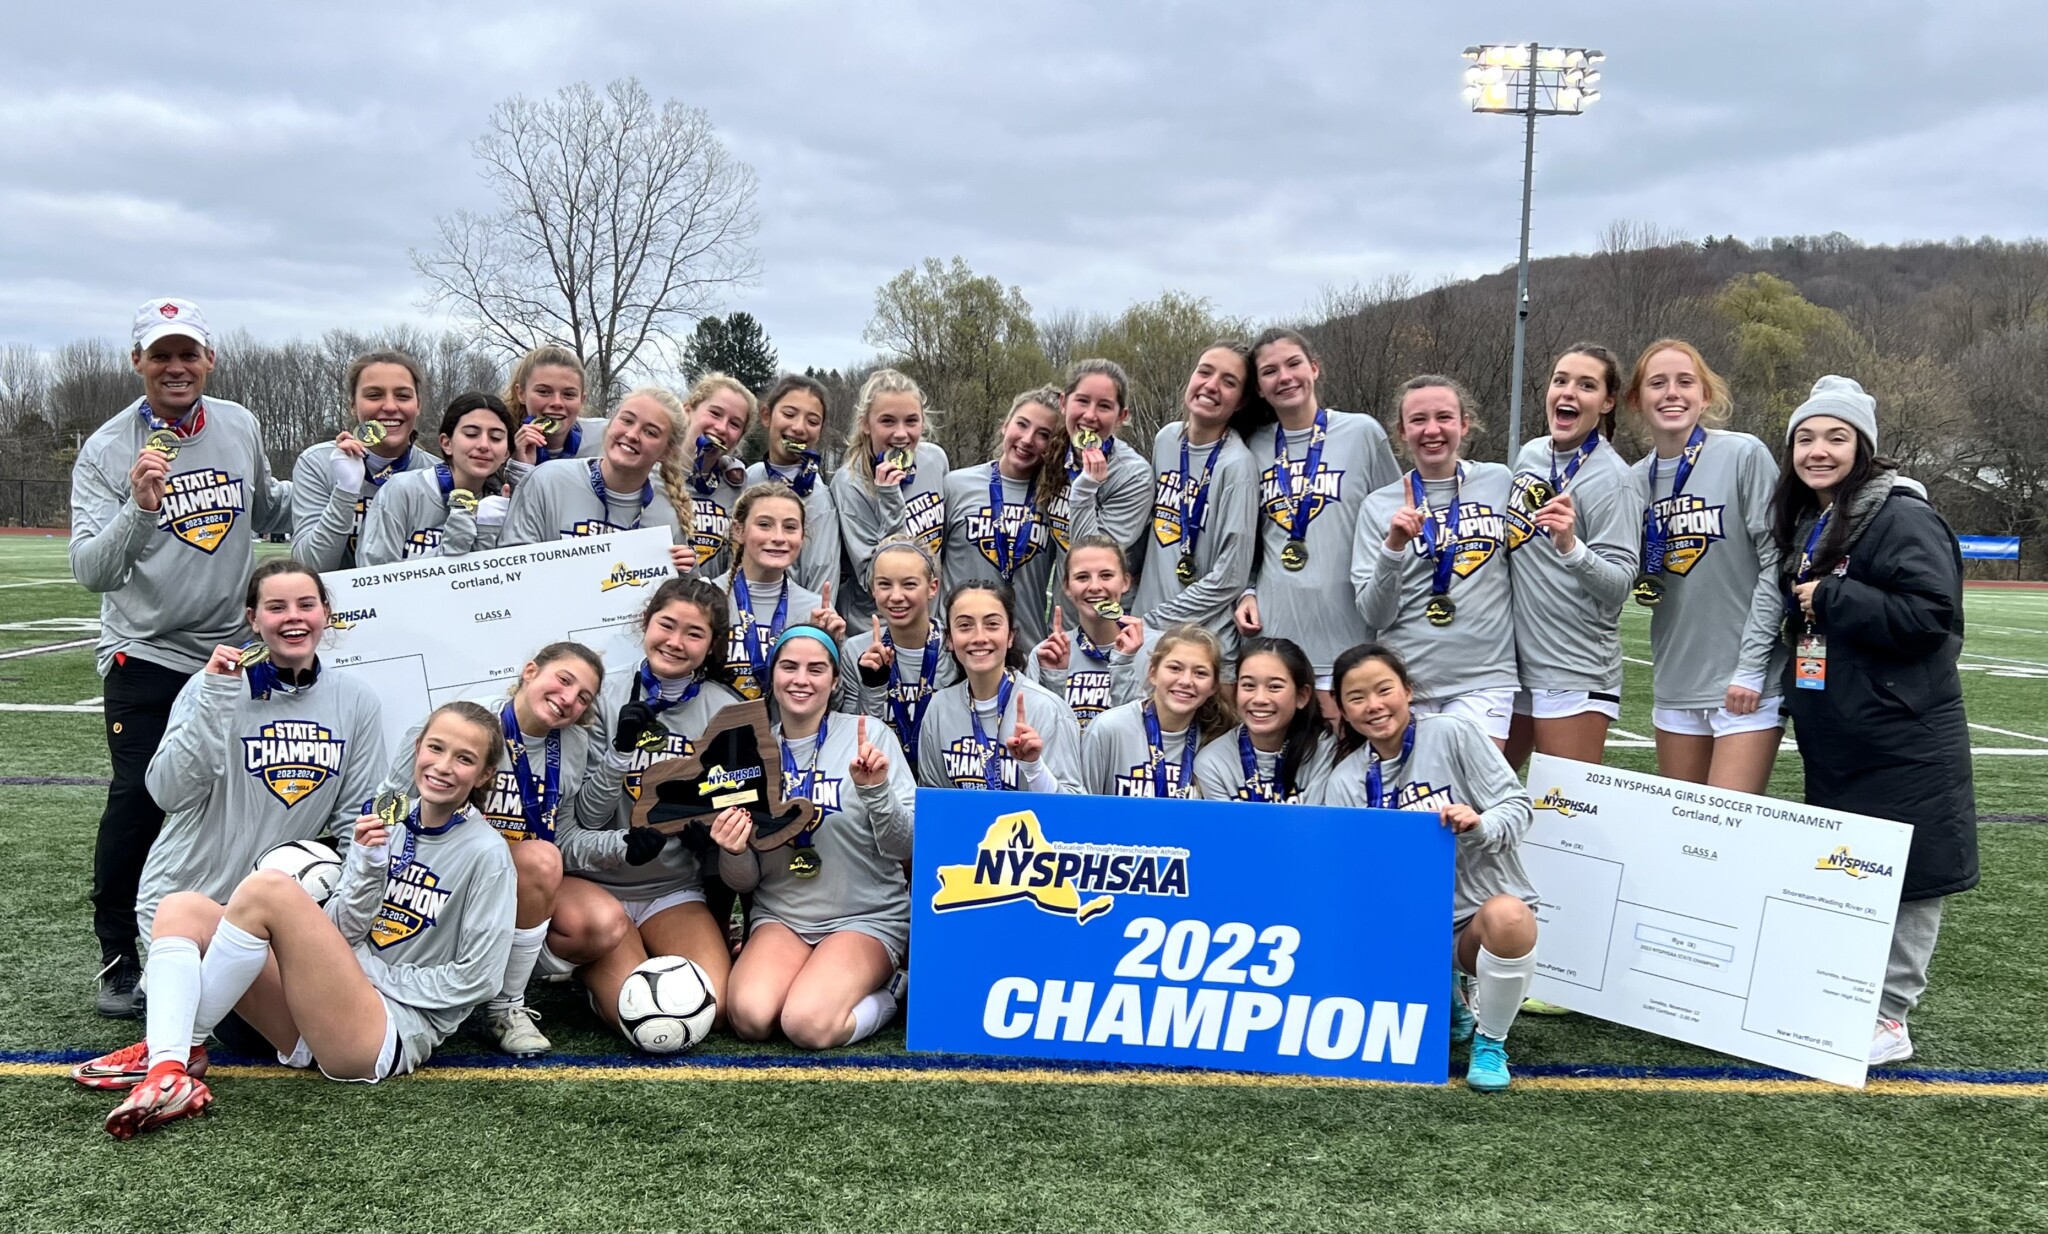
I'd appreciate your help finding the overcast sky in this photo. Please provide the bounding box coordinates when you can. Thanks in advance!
[5,0,2045,372]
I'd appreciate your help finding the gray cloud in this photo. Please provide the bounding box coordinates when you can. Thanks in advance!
[4,0,2044,373]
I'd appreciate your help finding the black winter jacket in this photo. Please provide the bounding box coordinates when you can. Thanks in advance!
[1781,473,1977,901]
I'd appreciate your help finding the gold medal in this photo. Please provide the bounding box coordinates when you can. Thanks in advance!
[1176,553,1197,585]
[1518,477,1556,514]
[1280,539,1309,572]
[789,847,822,879]
[1425,595,1457,627]
[448,488,479,514]
[373,789,409,828]
[533,415,562,436]
[1093,599,1125,621]
[780,437,808,455]
[1632,575,1665,607]
[885,447,914,473]
[144,429,181,462]
[1074,428,1101,451]
[634,724,670,753]
[237,642,272,670]
[353,420,390,448]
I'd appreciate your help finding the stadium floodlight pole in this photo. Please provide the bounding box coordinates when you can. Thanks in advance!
[1462,42,1604,461]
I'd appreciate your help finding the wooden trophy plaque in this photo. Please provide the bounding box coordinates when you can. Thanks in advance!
[629,698,817,850]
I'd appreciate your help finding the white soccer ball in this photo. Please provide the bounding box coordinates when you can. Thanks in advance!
[253,838,343,906]
[616,955,717,1054]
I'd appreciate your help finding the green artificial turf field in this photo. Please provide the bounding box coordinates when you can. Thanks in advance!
[1,533,2044,1232]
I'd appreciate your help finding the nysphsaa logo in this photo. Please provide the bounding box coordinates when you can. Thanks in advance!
[931,810,1190,924]
[1533,787,1599,818]
[328,608,377,631]
[242,720,347,808]
[600,561,665,592]
[1815,846,1894,879]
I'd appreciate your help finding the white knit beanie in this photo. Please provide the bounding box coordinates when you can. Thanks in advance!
[1786,375,1877,448]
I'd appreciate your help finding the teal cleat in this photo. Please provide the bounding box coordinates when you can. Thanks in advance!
[1466,1033,1512,1092]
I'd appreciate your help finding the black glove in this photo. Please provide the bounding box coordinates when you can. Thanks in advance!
[624,826,669,866]
[859,660,889,689]
[613,700,658,754]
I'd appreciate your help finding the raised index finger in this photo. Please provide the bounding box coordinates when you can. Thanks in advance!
[858,715,868,746]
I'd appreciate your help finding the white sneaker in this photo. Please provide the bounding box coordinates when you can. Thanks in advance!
[1869,1017,1913,1065]
[483,1004,552,1058]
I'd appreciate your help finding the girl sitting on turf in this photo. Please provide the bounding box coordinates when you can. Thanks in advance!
[1030,535,1157,732]
[558,576,745,1040]
[442,642,628,1059]
[718,627,916,1048]
[916,579,1083,793]
[1192,637,1333,803]
[1079,624,1235,798]
[711,482,845,702]
[1323,642,1538,1093]
[83,701,516,1137]
[841,537,958,766]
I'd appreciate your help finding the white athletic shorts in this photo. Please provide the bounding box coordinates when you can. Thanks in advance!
[615,886,707,928]
[278,993,405,1083]
[1514,689,1622,721]
[1414,687,1516,742]
[1652,696,1784,738]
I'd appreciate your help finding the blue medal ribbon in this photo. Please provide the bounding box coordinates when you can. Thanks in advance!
[363,444,409,490]
[1177,434,1224,560]
[1551,431,1600,492]
[388,802,464,883]
[968,674,1016,791]
[988,471,1037,581]
[690,437,726,496]
[1365,719,1416,810]
[246,655,320,701]
[1077,628,1111,665]
[772,455,820,499]
[137,399,200,435]
[637,662,702,716]
[883,624,942,764]
[499,699,562,842]
[1272,409,1329,547]
[1237,727,1280,803]
[534,419,582,464]
[588,460,652,530]
[1143,702,1196,799]
[1410,466,1465,600]
[1642,426,1706,578]
[779,715,829,848]
[733,574,791,694]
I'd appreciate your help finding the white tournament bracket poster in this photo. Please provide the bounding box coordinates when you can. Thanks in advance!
[1520,754,1913,1088]
[319,528,675,753]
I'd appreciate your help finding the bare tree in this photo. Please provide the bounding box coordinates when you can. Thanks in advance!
[413,78,761,408]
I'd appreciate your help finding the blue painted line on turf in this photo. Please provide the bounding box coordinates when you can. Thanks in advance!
[12,1047,2044,1087]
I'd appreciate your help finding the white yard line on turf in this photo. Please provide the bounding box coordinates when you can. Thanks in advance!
[1962,651,2048,670]
[1968,625,2048,637]
[0,578,72,589]
[1611,728,1654,742]
[0,703,101,714]
[1624,656,1653,667]
[0,639,94,660]
[1970,723,2048,744]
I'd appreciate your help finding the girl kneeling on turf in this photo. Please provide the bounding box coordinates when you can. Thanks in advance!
[1192,637,1333,803]
[718,626,915,1048]
[1079,624,1235,797]
[87,701,516,1137]
[451,642,628,1059]
[1323,643,1538,1093]
[559,576,744,1040]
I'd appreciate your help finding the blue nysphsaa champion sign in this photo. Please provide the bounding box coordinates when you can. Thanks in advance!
[908,789,1456,1084]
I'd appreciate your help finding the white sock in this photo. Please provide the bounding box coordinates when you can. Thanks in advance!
[491,922,550,1010]
[191,919,272,1045]
[845,988,899,1045]
[1472,946,1536,1042]
[143,937,203,1070]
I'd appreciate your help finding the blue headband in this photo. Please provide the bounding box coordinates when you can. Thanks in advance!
[772,624,839,665]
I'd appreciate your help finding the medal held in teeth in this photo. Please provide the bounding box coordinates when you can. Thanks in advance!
[533,416,562,436]
[884,447,914,473]
[1074,428,1101,451]
[353,420,390,448]
[1093,599,1125,621]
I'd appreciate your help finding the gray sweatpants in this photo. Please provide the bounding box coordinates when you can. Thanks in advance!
[1881,896,1946,1022]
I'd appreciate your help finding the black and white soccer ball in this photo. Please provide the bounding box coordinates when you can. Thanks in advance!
[617,955,717,1053]
[253,838,344,906]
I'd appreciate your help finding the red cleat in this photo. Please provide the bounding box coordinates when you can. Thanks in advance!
[104,1062,212,1139]
[72,1041,209,1091]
